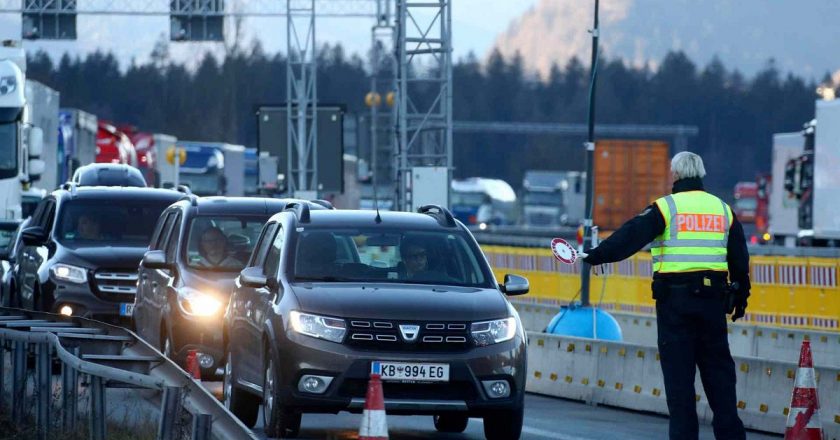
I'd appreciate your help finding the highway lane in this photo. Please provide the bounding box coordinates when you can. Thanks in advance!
[239,392,783,440]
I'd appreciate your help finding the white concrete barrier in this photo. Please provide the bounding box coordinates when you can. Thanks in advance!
[513,300,840,367]
[525,331,840,438]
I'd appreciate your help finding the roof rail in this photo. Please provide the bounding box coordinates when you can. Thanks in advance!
[179,193,198,206]
[284,202,311,223]
[60,181,78,196]
[309,199,335,210]
[418,205,457,227]
[176,185,192,195]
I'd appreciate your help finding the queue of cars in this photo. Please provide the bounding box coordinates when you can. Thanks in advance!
[0,163,531,440]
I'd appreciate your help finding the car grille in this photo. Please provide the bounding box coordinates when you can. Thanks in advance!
[346,319,472,352]
[93,270,138,302]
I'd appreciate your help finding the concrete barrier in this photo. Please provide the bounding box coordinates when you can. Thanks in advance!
[525,331,840,439]
[514,300,840,366]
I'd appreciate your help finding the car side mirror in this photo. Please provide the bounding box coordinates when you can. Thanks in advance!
[240,266,268,289]
[142,250,169,270]
[500,274,529,296]
[21,226,47,246]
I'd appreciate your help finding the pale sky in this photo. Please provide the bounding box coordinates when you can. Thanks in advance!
[0,0,538,68]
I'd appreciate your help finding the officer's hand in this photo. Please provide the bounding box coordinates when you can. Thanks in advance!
[731,296,748,322]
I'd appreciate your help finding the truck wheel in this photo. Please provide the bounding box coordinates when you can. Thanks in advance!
[483,405,523,440]
[223,347,259,428]
[434,413,469,433]
[263,354,301,438]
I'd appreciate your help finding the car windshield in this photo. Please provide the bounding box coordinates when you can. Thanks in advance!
[56,199,173,248]
[524,191,562,206]
[179,173,220,196]
[735,198,757,211]
[292,228,494,288]
[451,191,486,207]
[185,216,268,271]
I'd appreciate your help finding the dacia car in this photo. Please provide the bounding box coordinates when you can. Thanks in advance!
[223,204,529,439]
[13,184,182,320]
[133,196,328,377]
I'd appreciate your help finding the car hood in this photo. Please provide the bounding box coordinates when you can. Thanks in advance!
[61,246,148,270]
[180,269,237,298]
[290,283,510,321]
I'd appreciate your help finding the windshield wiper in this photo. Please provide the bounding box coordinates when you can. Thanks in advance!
[294,276,353,282]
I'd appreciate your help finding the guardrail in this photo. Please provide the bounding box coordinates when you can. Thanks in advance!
[525,331,840,438]
[484,244,840,332]
[512,300,840,366]
[0,307,257,440]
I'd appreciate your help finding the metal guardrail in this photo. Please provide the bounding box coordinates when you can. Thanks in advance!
[0,307,257,440]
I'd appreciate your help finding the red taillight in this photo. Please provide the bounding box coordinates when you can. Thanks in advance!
[468,215,477,224]
[750,236,758,245]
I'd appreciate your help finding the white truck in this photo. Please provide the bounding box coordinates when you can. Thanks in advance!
[521,170,586,227]
[772,99,840,247]
[0,40,45,220]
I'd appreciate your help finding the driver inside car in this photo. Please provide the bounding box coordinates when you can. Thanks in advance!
[399,235,455,282]
[195,227,242,269]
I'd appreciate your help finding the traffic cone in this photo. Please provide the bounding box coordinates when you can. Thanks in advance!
[358,373,388,440]
[185,349,202,382]
[784,340,824,440]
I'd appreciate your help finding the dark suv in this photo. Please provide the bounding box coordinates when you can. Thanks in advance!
[134,196,328,377]
[223,204,529,439]
[13,185,182,320]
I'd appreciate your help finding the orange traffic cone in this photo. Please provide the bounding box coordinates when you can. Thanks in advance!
[784,340,824,440]
[185,349,202,382]
[358,373,388,440]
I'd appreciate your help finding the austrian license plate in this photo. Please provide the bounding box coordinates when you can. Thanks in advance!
[371,361,449,382]
[119,303,134,317]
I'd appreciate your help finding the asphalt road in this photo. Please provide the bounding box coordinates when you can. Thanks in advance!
[241,392,783,440]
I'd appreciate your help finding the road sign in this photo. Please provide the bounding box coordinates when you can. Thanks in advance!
[166,146,186,166]
[551,238,578,264]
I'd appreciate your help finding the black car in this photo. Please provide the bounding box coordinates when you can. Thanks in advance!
[134,196,328,377]
[223,204,529,439]
[71,163,147,187]
[0,218,23,307]
[13,184,182,320]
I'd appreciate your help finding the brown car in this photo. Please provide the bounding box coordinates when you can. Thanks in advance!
[223,204,529,439]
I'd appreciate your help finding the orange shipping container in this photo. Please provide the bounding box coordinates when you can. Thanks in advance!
[593,140,670,231]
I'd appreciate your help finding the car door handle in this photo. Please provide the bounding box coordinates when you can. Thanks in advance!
[151,281,158,289]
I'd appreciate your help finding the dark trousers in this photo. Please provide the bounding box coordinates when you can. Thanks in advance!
[655,292,746,440]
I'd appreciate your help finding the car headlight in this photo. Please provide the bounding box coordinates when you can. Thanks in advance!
[51,264,87,284]
[0,76,16,96]
[290,311,346,343]
[178,288,223,317]
[471,317,517,346]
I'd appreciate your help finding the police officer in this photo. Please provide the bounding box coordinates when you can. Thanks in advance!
[582,152,750,440]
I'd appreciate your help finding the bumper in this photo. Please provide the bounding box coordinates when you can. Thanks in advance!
[272,331,527,416]
[168,308,224,374]
[46,280,132,323]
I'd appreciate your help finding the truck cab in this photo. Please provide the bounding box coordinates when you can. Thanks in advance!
[0,40,45,220]
[521,171,585,227]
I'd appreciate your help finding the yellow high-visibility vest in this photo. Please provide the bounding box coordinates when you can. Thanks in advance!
[650,191,733,273]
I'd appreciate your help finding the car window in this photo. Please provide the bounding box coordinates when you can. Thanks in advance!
[263,225,284,278]
[150,211,175,251]
[184,215,269,272]
[41,201,56,233]
[165,214,182,262]
[54,199,174,248]
[249,222,278,267]
[0,224,18,251]
[291,228,494,288]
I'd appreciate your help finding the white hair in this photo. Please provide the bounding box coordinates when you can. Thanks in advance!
[671,151,706,180]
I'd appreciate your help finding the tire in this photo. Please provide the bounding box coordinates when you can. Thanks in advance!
[434,413,469,433]
[263,353,301,438]
[483,405,524,440]
[223,346,259,428]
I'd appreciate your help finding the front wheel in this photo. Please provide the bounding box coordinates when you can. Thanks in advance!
[483,405,524,440]
[263,354,301,438]
[223,347,259,428]
[434,413,469,433]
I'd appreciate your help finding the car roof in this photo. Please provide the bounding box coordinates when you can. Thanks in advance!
[271,209,458,231]
[55,186,183,202]
[186,197,330,216]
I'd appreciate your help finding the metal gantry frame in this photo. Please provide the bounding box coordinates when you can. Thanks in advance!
[1,0,377,17]
[286,0,318,195]
[395,0,453,211]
